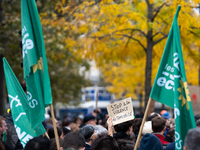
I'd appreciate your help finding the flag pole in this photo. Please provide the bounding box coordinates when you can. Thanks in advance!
[45,132,50,139]
[50,104,60,150]
[134,97,152,150]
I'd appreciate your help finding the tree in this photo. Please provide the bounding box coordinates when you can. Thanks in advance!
[49,0,200,109]
[0,0,90,110]
[0,0,22,116]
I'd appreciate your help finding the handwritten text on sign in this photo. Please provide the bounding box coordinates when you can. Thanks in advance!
[107,97,134,126]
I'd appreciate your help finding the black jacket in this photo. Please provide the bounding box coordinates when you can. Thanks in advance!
[113,132,131,141]
[6,112,21,149]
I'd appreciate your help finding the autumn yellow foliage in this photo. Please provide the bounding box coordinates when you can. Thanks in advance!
[40,0,200,103]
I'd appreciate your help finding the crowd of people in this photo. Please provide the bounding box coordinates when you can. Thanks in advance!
[1,108,200,150]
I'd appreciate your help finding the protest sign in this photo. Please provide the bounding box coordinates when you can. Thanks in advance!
[106,97,134,126]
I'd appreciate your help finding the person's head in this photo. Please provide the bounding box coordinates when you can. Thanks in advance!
[50,138,63,150]
[62,131,85,150]
[79,124,97,144]
[132,118,142,134]
[69,122,79,131]
[160,110,167,116]
[114,120,133,135]
[24,136,51,150]
[90,134,119,150]
[138,133,163,150]
[162,112,170,119]
[46,118,59,127]
[117,139,135,150]
[73,116,82,126]
[148,112,160,121]
[184,128,200,150]
[165,127,175,142]
[152,116,166,134]
[20,80,27,94]
[47,127,63,139]
[196,119,200,128]
[94,125,107,137]
[83,115,96,126]
[194,114,200,122]
[0,117,8,135]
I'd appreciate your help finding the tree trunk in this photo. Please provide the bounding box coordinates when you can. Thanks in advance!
[0,0,3,23]
[144,1,154,113]
[0,0,6,117]
[144,35,153,109]
[0,54,6,117]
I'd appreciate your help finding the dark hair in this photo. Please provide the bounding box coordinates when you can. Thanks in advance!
[117,139,135,150]
[184,128,200,150]
[91,134,119,150]
[132,118,142,134]
[196,119,200,126]
[62,131,85,150]
[73,116,82,123]
[114,120,133,133]
[83,115,96,124]
[20,80,27,93]
[50,138,64,150]
[195,114,200,122]
[24,136,51,150]
[166,127,175,139]
[47,127,62,139]
[0,117,6,127]
[152,116,166,133]
[62,127,70,136]
[147,113,159,121]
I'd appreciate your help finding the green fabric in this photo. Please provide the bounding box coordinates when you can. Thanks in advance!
[150,5,196,150]
[21,0,52,128]
[3,132,6,142]
[3,58,46,147]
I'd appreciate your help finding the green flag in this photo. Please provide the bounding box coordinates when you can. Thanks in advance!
[150,5,196,150]
[21,0,52,128]
[3,58,46,147]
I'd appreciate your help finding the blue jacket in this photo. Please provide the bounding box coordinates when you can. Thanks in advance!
[138,133,163,150]
[165,142,175,150]
[85,143,91,150]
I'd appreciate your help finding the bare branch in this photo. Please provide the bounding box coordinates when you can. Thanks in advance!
[115,34,146,52]
[124,30,134,51]
[145,0,149,5]
[155,15,173,25]
[152,2,166,21]
[113,28,147,38]
[153,31,167,38]
[189,30,200,37]
[153,34,168,45]
[90,34,111,40]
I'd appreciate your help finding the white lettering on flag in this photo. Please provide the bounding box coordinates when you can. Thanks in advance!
[15,113,26,122]
[9,95,22,109]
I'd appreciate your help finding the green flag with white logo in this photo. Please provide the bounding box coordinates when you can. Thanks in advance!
[150,6,196,150]
[3,58,46,147]
[21,0,52,128]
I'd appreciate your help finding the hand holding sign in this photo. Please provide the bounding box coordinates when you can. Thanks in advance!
[106,97,134,126]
